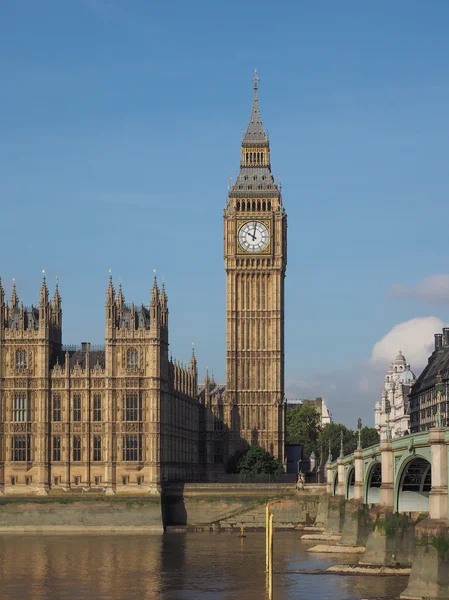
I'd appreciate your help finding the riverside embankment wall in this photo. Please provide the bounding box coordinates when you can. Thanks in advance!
[163,483,326,529]
[0,484,326,532]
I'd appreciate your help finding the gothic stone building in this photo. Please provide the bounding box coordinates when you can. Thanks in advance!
[0,77,287,492]
[0,275,200,494]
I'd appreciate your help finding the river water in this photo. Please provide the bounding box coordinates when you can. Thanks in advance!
[0,532,407,599]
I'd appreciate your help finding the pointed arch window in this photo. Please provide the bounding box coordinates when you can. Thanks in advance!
[16,349,27,369]
[127,348,139,370]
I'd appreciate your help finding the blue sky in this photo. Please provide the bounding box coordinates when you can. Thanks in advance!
[2,1,449,425]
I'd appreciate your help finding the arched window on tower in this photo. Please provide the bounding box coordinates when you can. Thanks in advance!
[241,202,245,212]
[16,349,27,369]
[127,348,139,370]
[261,154,264,165]
[267,201,271,211]
[257,201,261,211]
[262,201,266,211]
[246,153,249,164]
[236,201,240,211]
[252,201,256,211]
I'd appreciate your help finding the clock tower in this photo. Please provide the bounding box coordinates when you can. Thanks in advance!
[224,73,287,462]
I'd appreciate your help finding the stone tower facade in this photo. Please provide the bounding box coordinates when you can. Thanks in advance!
[223,74,287,461]
[0,274,200,495]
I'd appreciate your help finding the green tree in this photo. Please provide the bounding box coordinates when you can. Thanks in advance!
[237,445,284,475]
[285,404,320,457]
[318,423,355,460]
[360,426,380,449]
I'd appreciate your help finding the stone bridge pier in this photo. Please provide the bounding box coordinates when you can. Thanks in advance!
[324,427,449,599]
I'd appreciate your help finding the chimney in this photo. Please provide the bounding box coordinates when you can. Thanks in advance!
[81,342,91,353]
[443,329,449,348]
[435,333,443,351]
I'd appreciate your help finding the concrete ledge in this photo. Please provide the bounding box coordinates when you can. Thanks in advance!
[0,525,164,534]
[327,564,410,576]
[307,544,365,554]
[302,534,341,541]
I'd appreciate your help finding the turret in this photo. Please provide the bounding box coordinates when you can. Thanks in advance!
[10,278,18,310]
[160,282,168,327]
[39,271,49,329]
[51,277,62,328]
[150,274,160,325]
[105,273,116,338]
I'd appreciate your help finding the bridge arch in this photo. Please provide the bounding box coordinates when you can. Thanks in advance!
[365,461,381,505]
[395,454,431,513]
[346,466,355,499]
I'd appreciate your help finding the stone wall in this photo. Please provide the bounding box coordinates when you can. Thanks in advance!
[163,483,325,528]
[0,496,164,532]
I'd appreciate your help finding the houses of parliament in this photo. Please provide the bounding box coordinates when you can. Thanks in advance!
[0,76,287,494]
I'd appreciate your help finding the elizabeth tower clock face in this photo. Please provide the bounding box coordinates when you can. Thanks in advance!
[238,221,269,253]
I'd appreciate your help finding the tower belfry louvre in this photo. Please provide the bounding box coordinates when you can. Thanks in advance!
[224,72,287,461]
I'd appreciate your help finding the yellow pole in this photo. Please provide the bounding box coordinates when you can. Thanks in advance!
[268,512,274,600]
[265,504,269,573]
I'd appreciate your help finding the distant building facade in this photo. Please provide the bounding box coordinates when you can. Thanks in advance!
[409,329,449,433]
[374,350,415,439]
[0,275,200,494]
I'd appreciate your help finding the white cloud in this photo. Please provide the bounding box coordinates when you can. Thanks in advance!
[370,316,444,368]
[389,274,449,304]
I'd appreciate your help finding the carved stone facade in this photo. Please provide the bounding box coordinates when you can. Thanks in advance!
[374,350,415,440]
[0,275,199,495]
[222,74,287,463]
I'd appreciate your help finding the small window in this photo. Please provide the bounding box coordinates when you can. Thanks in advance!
[127,349,139,370]
[53,395,61,422]
[137,476,143,485]
[74,476,80,486]
[73,436,81,462]
[122,476,127,486]
[54,477,59,486]
[25,477,31,486]
[53,436,61,461]
[73,394,81,422]
[94,476,100,486]
[14,394,28,422]
[93,395,102,421]
[16,349,27,369]
[124,393,141,422]
[10,477,15,486]
[93,436,101,461]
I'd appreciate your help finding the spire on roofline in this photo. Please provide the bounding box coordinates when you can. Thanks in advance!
[242,68,268,145]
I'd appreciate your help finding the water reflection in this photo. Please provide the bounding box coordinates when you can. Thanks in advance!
[0,532,406,599]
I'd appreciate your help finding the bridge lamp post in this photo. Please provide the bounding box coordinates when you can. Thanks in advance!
[385,399,392,441]
[357,417,362,450]
[434,371,445,429]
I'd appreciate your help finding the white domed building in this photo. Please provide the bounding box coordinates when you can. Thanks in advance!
[374,351,416,440]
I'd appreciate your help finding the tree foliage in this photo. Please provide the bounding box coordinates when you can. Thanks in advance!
[236,445,284,475]
[285,405,320,457]
[285,405,380,462]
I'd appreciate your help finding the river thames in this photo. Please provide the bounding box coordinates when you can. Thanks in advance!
[0,532,407,599]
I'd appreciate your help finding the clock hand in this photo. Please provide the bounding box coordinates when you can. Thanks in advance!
[253,222,257,238]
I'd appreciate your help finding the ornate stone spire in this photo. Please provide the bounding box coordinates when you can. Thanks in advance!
[116,282,125,309]
[53,276,61,309]
[106,271,115,304]
[10,278,18,309]
[243,69,268,144]
[151,273,159,303]
[0,276,4,306]
[39,270,48,305]
[189,343,197,373]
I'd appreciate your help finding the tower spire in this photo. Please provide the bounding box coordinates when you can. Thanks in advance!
[40,270,48,305]
[10,278,18,309]
[243,68,268,144]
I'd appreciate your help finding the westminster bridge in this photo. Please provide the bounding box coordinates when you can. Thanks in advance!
[326,427,447,519]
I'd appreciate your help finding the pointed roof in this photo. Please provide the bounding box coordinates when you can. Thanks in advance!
[40,271,49,305]
[10,279,18,309]
[106,271,115,303]
[53,276,61,307]
[243,70,268,144]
